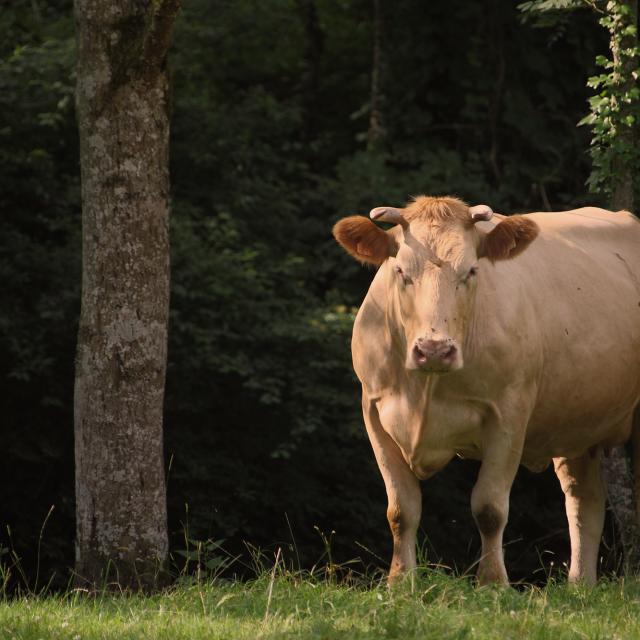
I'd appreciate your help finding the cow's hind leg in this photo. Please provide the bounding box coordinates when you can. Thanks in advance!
[362,395,422,585]
[553,449,605,585]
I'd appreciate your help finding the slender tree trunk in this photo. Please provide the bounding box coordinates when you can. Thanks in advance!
[602,0,639,577]
[73,0,180,591]
[609,0,637,213]
[368,0,385,149]
[296,0,324,144]
[487,0,505,185]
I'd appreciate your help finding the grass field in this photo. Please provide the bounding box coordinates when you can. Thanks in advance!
[2,569,640,639]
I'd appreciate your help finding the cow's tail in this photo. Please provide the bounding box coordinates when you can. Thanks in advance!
[632,406,640,526]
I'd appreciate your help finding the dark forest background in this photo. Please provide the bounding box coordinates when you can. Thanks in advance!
[1,0,615,587]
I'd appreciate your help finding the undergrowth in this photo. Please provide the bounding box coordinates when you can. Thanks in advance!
[1,526,639,639]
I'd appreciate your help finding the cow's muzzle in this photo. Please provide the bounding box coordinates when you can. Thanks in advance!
[411,337,460,372]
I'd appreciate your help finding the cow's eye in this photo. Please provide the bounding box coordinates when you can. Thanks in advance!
[394,265,412,285]
[462,265,478,283]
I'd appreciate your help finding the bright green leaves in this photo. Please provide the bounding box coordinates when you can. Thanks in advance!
[579,1,640,200]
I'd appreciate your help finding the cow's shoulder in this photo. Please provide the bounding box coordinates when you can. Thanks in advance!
[351,265,399,392]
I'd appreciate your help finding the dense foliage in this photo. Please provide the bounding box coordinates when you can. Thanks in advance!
[0,0,615,588]
[520,0,639,204]
[580,0,639,202]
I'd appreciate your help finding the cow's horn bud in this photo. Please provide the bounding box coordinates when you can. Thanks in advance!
[469,204,493,222]
[370,206,409,228]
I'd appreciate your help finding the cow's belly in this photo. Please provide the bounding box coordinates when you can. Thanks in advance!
[524,379,640,462]
[524,316,640,460]
[377,391,484,479]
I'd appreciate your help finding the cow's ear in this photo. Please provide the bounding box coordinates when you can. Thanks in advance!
[478,215,539,262]
[333,216,398,266]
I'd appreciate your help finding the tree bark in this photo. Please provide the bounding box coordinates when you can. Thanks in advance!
[602,446,640,575]
[602,0,639,577]
[73,0,180,591]
[609,0,637,213]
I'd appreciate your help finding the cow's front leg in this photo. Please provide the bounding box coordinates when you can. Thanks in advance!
[471,424,524,586]
[363,395,421,585]
[553,450,604,585]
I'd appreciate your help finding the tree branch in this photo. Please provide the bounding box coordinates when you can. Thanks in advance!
[581,0,606,14]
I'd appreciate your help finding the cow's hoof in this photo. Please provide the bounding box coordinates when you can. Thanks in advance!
[476,570,510,587]
[387,569,415,590]
[567,574,597,588]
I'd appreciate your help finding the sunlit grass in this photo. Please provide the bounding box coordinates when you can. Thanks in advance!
[2,569,640,639]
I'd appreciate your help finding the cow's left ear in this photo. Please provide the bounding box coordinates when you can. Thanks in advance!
[477,215,539,262]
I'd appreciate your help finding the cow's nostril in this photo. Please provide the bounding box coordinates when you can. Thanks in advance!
[442,345,457,360]
[412,344,432,366]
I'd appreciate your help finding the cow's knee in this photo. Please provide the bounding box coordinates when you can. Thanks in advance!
[387,502,419,538]
[387,500,420,582]
[559,474,588,499]
[474,503,503,537]
[471,500,506,539]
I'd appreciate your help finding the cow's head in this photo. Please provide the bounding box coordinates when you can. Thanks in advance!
[333,196,538,372]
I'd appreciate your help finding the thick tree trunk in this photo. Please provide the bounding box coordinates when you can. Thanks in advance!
[602,0,639,577]
[73,0,180,591]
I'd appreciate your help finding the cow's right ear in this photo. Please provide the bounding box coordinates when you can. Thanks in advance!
[332,216,398,266]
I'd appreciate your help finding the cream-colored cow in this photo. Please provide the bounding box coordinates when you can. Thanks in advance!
[333,195,640,585]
